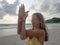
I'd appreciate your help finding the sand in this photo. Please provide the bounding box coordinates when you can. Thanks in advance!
[0,34,28,45]
[0,29,60,45]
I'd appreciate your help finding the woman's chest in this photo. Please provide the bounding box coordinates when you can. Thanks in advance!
[28,37,42,45]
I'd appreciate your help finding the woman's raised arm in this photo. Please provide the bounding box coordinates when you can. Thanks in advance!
[17,4,29,40]
[17,4,26,34]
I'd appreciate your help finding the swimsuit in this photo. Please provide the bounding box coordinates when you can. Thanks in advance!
[27,37,41,45]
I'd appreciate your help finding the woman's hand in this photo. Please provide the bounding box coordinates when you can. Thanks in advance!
[23,11,29,21]
[18,4,29,21]
[19,4,25,19]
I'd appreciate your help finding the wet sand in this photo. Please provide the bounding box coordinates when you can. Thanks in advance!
[0,29,60,45]
[0,34,28,45]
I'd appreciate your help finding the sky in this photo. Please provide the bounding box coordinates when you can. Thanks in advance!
[0,0,60,24]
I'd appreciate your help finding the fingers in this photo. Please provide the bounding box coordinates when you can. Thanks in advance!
[18,4,28,19]
[26,11,29,12]
[19,7,21,13]
[21,4,25,10]
[26,11,29,17]
[19,4,25,13]
[18,4,25,18]
[21,4,25,12]
[25,11,29,14]
[26,11,29,15]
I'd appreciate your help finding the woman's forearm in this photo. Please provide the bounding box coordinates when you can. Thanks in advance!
[17,13,23,34]
[17,4,28,40]
[20,20,27,40]
[33,30,45,37]
[26,30,45,38]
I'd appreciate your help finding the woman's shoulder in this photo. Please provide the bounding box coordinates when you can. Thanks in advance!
[39,29,45,32]
[38,29,45,34]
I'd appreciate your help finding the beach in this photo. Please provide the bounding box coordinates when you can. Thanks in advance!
[0,35,28,45]
[0,23,60,45]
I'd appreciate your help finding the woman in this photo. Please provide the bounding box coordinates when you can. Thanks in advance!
[17,4,48,45]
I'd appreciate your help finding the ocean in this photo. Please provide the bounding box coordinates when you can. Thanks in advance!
[0,23,60,37]
[0,23,60,29]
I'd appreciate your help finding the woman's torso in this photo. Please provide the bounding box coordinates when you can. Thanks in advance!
[26,29,45,45]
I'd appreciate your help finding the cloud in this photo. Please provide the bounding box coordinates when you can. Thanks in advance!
[40,0,60,14]
[3,4,17,15]
[0,15,18,24]
[29,0,60,15]
[40,0,50,12]
[0,8,6,19]
[0,0,8,6]
[0,0,60,20]
[0,0,8,19]
[3,0,19,15]
[0,0,19,19]
[29,0,44,11]
[47,2,60,14]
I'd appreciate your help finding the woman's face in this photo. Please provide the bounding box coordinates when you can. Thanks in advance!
[31,15,41,27]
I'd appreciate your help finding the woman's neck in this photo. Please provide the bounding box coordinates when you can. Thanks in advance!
[32,26,40,30]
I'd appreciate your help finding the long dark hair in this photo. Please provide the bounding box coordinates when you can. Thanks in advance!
[33,13,48,41]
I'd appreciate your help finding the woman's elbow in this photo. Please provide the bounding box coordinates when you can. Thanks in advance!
[20,32,27,40]
[20,35,27,40]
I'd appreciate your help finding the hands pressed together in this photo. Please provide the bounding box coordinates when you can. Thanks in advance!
[18,4,29,21]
